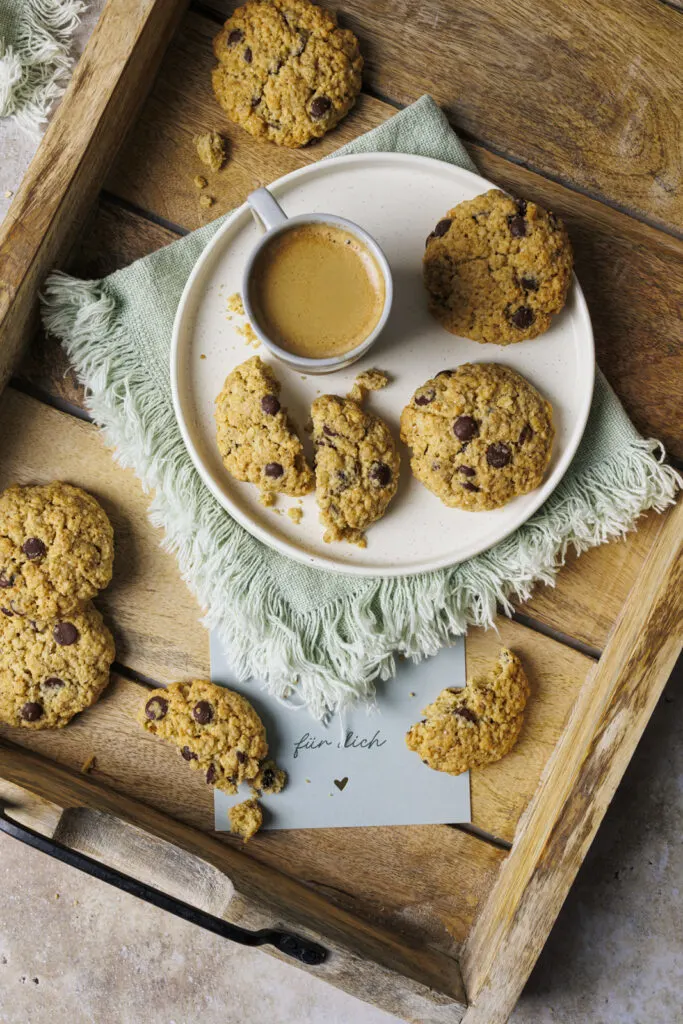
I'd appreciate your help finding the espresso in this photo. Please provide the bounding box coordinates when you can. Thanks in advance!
[250,222,385,358]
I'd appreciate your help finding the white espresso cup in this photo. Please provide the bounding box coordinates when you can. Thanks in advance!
[242,187,393,375]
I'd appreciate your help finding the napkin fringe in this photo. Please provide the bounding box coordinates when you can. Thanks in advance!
[41,270,681,716]
[0,0,85,137]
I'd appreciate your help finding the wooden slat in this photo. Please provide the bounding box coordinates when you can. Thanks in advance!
[460,497,683,1022]
[0,0,189,396]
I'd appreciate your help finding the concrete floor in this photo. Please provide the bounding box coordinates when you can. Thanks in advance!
[0,5,681,1021]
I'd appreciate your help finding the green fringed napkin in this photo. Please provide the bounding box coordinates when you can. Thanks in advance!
[41,96,680,716]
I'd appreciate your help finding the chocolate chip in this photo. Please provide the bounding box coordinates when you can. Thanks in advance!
[457,465,476,477]
[243,47,252,63]
[53,622,79,646]
[1,607,12,617]
[181,746,198,761]
[431,461,441,471]
[262,767,275,789]
[192,700,214,725]
[264,462,284,479]
[0,573,13,589]
[22,538,46,560]
[369,462,392,487]
[516,199,528,216]
[415,388,435,406]
[310,95,331,119]
[508,214,526,238]
[518,423,534,444]
[433,218,452,237]
[323,425,338,437]
[236,750,247,764]
[206,763,217,784]
[453,415,478,441]
[462,481,480,492]
[20,702,43,722]
[509,305,535,330]
[334,470,350,491]
[43,677,64,689]
[260,394,280,415]
[227,28,244,45]
[520,274,538,291]
[435,369,454,378]
[145,696,168,721]
[454,706,478,724]
[486,442,512,468]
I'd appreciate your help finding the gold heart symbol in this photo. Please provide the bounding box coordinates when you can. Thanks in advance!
[334,777,349,791]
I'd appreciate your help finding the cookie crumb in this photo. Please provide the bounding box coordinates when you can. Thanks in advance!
[3,190,13,199]
[229,798,262,842]
[259,491,276,508]
[199,194,215,209]
[200,354,206,360]
[287,506,303,524]
[195,131,227,172]
[348,368,390,404]
[250,759,287,795]
[227,292,245,316]
[194,175,208,189]
[81,754,97,774]
[409,691,416,697]
[237,322,259,347]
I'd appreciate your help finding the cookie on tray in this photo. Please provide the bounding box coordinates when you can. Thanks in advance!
[229,798,263,842]
[139,679,269,796]
[311,394,400,546]
[212,0,363,149]
[406,648,530,775]
[0,602,115,730]
[0,482,114,620]
[423,190,573,344]
[400,363,554,511]
[215,356,314,502]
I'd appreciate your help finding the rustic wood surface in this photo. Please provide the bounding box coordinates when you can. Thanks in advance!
[1,0,682,1021]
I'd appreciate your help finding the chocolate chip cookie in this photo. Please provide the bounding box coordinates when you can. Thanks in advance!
[406,648,530,775]
[311,394,400,546]
[212,0,363,148]
[0,482,114,620]
[423,190,573,344]
[400,363,554,511]
[0,602,115,730]
[139,679,269,796]
[215,356,314,501]
[229,798,263,841]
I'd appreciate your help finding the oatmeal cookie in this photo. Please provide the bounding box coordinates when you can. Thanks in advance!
[406,648,530,775]
[212,0,363,148]
[400,363,554,511]
[0,482,114,619]
[229,798,263,841]
[311,394,399,546]
[215,356,314,499]
[139,679,269,796]
[423,190,573,344]
[0,602,115,730]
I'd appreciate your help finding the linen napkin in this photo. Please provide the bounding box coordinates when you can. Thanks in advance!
[41,96,680,716]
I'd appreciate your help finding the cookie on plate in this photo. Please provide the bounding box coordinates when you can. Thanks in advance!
[0,602,115,730]
[406,648,530,775]
[311,394,400,546]
[212,0,363,149]
[215,356,314,502]
[400,363,554,511]
[423,190,573,344]
[139,679,269,796]
[0,482,114,619]
[229,798,263,842]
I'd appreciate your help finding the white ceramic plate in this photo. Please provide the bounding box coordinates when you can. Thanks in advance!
[171,153,594,577]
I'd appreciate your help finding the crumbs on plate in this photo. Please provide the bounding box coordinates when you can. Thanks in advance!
[237,322,260,347]
[287,506,303,524]
[227,292,245,315]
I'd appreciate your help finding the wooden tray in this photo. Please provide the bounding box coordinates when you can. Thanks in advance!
[0,1,681,1021]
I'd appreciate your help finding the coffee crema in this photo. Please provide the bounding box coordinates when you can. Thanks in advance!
[249,222,386,358]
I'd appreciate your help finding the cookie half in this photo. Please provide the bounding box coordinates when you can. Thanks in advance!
[215,356,314,501]
[423,190,573,344]
[0,602,115,730]
[212,0,363,149]
[400,363,554,511]
[0,482,114,619]
[406,648,530,775]
[139,679,269,796]
[311,394,400,546]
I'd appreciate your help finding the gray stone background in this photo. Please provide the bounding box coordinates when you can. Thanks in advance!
[0,5,680,1021]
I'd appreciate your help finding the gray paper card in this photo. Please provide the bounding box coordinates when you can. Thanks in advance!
[210,632,471,831]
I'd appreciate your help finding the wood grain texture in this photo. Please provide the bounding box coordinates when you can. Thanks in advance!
[460,497,683,1022]
[0,0,189,396]
[0,746,469,1015]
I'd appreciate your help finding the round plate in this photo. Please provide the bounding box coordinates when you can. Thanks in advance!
[171,153,594,577]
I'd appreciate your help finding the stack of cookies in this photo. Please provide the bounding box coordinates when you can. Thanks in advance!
[0,482,115,730]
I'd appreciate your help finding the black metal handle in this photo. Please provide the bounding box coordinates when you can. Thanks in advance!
[0,807,326,966]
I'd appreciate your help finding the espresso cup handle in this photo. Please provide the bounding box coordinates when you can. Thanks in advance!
[247,188,288,231]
